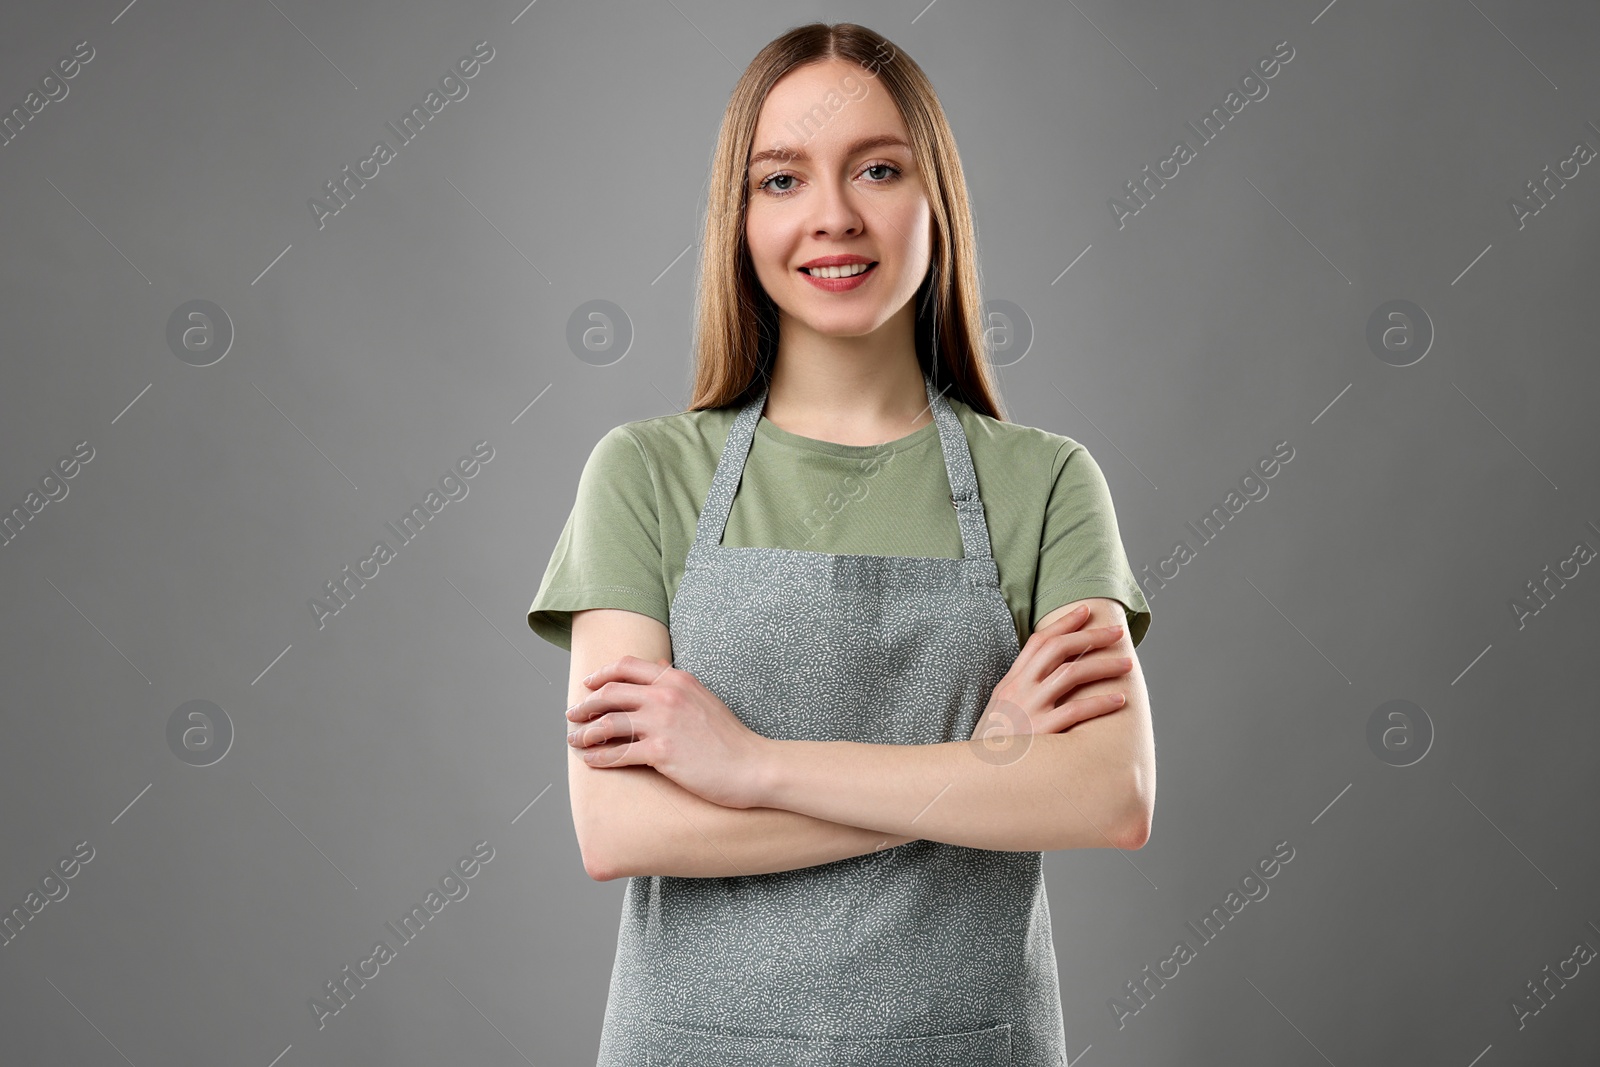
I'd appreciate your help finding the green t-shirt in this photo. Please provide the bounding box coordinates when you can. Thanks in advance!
[527,396,1151,653]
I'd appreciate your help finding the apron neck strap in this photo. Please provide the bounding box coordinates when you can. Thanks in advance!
[688,372,997,563]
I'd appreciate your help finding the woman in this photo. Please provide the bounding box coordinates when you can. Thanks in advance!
[527,21,1155,1066]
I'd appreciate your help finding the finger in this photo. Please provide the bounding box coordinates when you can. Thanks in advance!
[582,655,671,691]
[1009,605,1092,680]
[578,734,650,769]
[567,711,641,748]
[566,681,650,723]
[1039,625,1126,668]
[1065,624,1126,651]
[1062,654,1135,687]
[1018,624,1124,685]
[1040,655,1134,703]
[1045,604,1093,632]
[1040,692,1128,733]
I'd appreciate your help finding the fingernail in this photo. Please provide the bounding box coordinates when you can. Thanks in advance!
[582,673,594,685]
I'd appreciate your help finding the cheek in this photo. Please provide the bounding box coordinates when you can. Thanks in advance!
[744,216,786,272]
[882,202,933,260]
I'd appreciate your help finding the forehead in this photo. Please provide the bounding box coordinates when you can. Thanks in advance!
[749,58,909,163]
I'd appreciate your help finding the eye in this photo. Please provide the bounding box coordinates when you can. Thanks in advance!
[755,161,903,199]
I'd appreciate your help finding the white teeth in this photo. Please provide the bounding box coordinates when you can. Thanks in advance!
[804,262,872,279]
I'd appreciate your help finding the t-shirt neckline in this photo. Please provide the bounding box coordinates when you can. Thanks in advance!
[754,412,942,457]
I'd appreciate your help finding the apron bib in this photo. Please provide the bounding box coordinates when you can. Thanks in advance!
[595,372,1068,1066]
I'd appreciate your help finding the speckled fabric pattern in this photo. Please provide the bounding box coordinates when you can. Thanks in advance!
[595,373,1068,1067]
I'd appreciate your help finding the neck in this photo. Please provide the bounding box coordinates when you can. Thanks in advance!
[763,313,933,446]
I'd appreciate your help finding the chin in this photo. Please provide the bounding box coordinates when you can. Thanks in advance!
[800,313,890,337]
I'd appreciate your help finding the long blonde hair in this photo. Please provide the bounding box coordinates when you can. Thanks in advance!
[686,21,1007,421]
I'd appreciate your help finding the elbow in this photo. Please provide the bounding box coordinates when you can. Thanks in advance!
[586,862,623,883]
[1117,763,1155,850]
[569,764,642,881]
[573,812,629,882]
[580,837,632,882]
[581,846,618,883]
[569,762,676,880]
[1117,807,1151,850]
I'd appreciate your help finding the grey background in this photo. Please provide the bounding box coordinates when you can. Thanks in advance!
[2,1,1598,1064]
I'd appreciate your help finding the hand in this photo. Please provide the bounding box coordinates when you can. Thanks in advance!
[971,605,1134,748]
[566,655,772,809]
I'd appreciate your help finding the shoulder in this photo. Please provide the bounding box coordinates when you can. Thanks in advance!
[948,398,1088,476]
[596,406,738,476]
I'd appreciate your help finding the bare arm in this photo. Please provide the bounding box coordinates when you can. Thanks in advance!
[752,598,1155,853]
[565,608,913,881]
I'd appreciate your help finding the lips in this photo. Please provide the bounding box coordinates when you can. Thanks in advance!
[799,262,878,276]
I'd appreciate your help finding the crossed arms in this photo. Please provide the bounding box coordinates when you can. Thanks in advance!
[562,600,1154,882]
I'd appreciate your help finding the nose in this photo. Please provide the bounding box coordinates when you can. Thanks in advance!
[809,179,866,239]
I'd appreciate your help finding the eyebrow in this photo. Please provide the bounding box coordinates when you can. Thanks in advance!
[747,134,911,172]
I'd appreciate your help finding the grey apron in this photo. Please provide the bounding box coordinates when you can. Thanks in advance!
[595,372,1068,1067]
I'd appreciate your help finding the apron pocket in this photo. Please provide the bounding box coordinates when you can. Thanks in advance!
[648,1018,1012,1066]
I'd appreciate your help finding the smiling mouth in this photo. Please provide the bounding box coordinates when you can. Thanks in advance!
[799,262,878,277]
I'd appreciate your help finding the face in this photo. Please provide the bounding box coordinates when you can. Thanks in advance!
[743,57,933,344]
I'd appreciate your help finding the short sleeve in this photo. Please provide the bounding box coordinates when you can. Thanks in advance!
[526,425,668,652]
[1032,441,1152,647]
